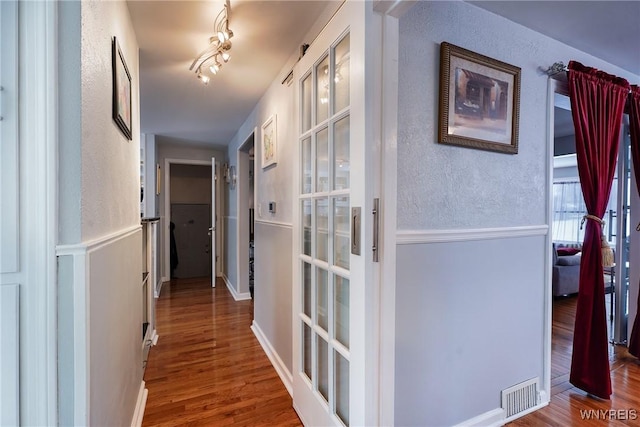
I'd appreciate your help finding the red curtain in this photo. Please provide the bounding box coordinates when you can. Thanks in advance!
[567,61,629,399]
[627,86,640,357]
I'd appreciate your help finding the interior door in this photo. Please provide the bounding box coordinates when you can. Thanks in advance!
[211,157,217,287]
[293,2,370,426]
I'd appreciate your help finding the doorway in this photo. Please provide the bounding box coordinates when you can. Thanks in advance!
[237,132,255,299]
[549,84,632,397]
[165,160,222,284]
[170,164,212,278]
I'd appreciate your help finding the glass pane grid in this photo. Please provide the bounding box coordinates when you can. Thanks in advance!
[298,33,350,423]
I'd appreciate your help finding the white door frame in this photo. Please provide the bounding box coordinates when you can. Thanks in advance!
[0,1,59,424]
[163,158,218,283]
[544,78,569,404]
[236,129,257,300]
[371,1,416,425]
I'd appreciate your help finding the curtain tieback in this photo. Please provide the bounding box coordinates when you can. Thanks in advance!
[580,214,604,229]
[580,214,614,267]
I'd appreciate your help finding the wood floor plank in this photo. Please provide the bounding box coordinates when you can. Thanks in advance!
[510,294,640,426]
[142,277,301,427]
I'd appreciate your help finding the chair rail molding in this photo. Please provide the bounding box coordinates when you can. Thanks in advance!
[397,225,549,245]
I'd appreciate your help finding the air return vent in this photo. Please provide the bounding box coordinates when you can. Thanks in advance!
[501,377,539,418]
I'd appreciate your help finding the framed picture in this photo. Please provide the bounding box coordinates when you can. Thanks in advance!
[112,37,132,140]
[438,42,521,154]
[261,115,277,169]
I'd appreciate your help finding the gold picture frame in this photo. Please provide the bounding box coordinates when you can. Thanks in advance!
[438,42,521,154]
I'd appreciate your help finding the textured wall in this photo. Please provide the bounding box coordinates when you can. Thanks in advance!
[57,2,143,425]
[397,1,639,231]
[80,0,141,241]
[395,1,640,424]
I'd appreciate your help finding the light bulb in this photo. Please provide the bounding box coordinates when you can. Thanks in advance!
[217,31,226,43]
[210,64,219,74]
[199,74,210,85]
[222,52,230,62]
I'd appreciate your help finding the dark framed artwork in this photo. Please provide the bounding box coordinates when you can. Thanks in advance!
[112,37,132,140]
[438,42,521,154]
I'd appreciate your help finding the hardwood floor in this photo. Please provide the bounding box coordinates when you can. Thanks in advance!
[142,277,302,427]
[510,294,640,426]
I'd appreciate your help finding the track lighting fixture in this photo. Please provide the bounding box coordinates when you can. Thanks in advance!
[189,0,234,84]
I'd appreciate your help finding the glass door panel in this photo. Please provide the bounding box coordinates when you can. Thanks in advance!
[295,16,356,426]
[333,35,350,114]
[316,55,330,124]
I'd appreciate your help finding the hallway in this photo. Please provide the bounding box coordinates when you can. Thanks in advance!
[142,277,302,426]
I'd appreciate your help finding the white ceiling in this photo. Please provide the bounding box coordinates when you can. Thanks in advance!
[469,1,640,76]
[127,0,332,146]
[129,1,640,147]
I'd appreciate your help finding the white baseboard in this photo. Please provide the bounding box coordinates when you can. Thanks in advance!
[251,321,293,396]
[130,381,148,427]
[453,399,549,427]
[222,274,252,301]
[154,278,164,298]
[454,408,505,427]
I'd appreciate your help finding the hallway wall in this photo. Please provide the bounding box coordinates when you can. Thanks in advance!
[224,0,341,387]
[395,1,640,425]
[57,0,143,425]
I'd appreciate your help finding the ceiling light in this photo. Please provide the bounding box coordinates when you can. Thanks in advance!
[189,0,234,84]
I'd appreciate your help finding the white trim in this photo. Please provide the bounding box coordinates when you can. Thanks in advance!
[251,321,293,396]
[254,219,293,229]
[222,274,252,301]
[453,408,505,427]
[17,2,59,424]
[396,225,549,245]
[154,278,164,298]
[377,7,402,426]
[130,381,148,427]
[56,224,141,255]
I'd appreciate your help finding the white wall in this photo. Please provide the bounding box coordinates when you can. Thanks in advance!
[57,0,144,425]
[396,1,640,425]
[223,0,341,382]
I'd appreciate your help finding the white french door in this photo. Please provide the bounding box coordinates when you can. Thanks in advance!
[292,2,372,426]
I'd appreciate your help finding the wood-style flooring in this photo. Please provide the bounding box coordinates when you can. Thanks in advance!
[510,294,640,426]
[142,277,302,427]
[143,278,640,426]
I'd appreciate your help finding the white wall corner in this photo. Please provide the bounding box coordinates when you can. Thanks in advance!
[251,321,293,396]
[130,381,148,427]
[222,274,252,301]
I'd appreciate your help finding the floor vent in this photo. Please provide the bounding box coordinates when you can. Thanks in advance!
[501,377,539,418]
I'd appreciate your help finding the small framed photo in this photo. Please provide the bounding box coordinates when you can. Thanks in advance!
[261,115,277,169]
[438,42,521,154]
[112,37,132,140]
